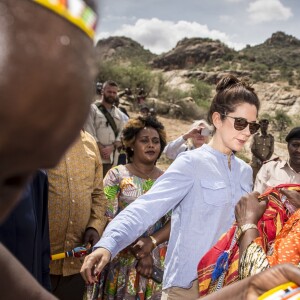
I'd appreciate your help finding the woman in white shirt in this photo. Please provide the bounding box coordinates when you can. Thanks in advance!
[164,120,212,160]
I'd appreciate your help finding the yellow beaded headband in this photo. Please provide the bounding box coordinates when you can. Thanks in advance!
[32,0,98,39]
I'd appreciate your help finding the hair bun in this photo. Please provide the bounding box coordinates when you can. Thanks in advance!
[216,74,254,93]
[216,74,239,92]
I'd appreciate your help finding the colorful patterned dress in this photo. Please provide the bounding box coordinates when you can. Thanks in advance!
[100,165,169,300]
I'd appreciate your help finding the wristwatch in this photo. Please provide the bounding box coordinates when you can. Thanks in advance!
[236,223,258,241]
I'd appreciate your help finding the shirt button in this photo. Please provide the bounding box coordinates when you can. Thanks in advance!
[72,200,75,203]
[70,221,73,225]
[67,157,70,160]
[70,178,73,181]
[70,261,74,265]
[67,240,70,244]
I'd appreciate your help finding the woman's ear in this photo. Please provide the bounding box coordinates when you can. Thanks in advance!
[212,112,223,130]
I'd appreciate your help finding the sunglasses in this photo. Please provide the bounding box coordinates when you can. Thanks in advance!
[222,114,260,134]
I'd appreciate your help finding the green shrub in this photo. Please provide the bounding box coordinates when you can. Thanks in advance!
[188,79,212,108]
[96,61,156,94]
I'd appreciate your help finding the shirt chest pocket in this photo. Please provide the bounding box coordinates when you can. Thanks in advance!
[200,180,230,207]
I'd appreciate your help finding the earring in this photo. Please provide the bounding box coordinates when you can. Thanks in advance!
[131,148,134,151]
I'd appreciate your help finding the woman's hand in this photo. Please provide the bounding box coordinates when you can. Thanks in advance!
[235,192,267,226]
[131,237,154,259]
[80,248,111,284]
[136,255,154,278]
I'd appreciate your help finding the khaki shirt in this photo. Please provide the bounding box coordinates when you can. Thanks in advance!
[48,131,107,276]
[254,160,300,194]
[251,133,274,167]
[84,103,125,164]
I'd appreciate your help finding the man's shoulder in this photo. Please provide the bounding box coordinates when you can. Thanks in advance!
[81,130,98,148]
[113,106,125,117]
[261,158,284,170]
[93,101,103,111]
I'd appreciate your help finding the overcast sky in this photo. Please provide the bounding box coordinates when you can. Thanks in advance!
[95,0,299,54]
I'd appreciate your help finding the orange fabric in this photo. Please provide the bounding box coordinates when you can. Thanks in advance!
[255,208,300,266]
[197,184,300,297]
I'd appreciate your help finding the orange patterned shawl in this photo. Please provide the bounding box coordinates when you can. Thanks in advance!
[197,184,300,297]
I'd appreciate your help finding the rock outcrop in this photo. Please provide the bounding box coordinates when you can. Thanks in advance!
[151,37,235,70]
[95,36,156,63]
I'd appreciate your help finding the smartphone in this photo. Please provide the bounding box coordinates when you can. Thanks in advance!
[200,127,212,136]
[151,266,164,284]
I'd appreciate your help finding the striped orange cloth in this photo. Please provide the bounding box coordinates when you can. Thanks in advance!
[197,184,300,297]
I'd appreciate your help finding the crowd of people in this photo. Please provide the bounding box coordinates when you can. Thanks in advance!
[1,1,300,300]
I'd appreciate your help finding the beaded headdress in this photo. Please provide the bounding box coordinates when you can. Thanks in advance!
[32,0,98,39]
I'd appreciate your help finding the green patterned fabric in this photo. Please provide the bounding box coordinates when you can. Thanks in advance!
[88,165,169,300]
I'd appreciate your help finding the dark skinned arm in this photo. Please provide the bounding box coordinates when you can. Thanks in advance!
[0,243,57,299]
[251,148,265,162]
[131,220,171,259]
[202,264,300,300]
[235,192,267,260]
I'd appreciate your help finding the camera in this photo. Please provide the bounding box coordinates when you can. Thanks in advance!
[200,127,212,137]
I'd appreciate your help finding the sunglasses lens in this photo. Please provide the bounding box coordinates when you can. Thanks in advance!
[233,117,260,134]
[234,118,248,131]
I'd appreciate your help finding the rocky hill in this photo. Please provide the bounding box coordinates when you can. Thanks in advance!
[151,37,235,70]
[96,32,300,83]
[241,31,300,70]
[95,36,156,64]
[95,32,300,121]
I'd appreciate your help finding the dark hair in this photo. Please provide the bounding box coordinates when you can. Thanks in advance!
[207,74,260,127]
[103,80,118,90]
[122,116,167,160]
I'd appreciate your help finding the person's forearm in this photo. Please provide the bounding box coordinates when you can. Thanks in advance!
[252,150,264,162]
[89,189,107,235]
[239,228,259,261]
[94,155,194,259]
[164,136,186,159]
[0,244,57,299]
[202,276,250,300]
[265,152,272,160]
[152,220,171,245]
